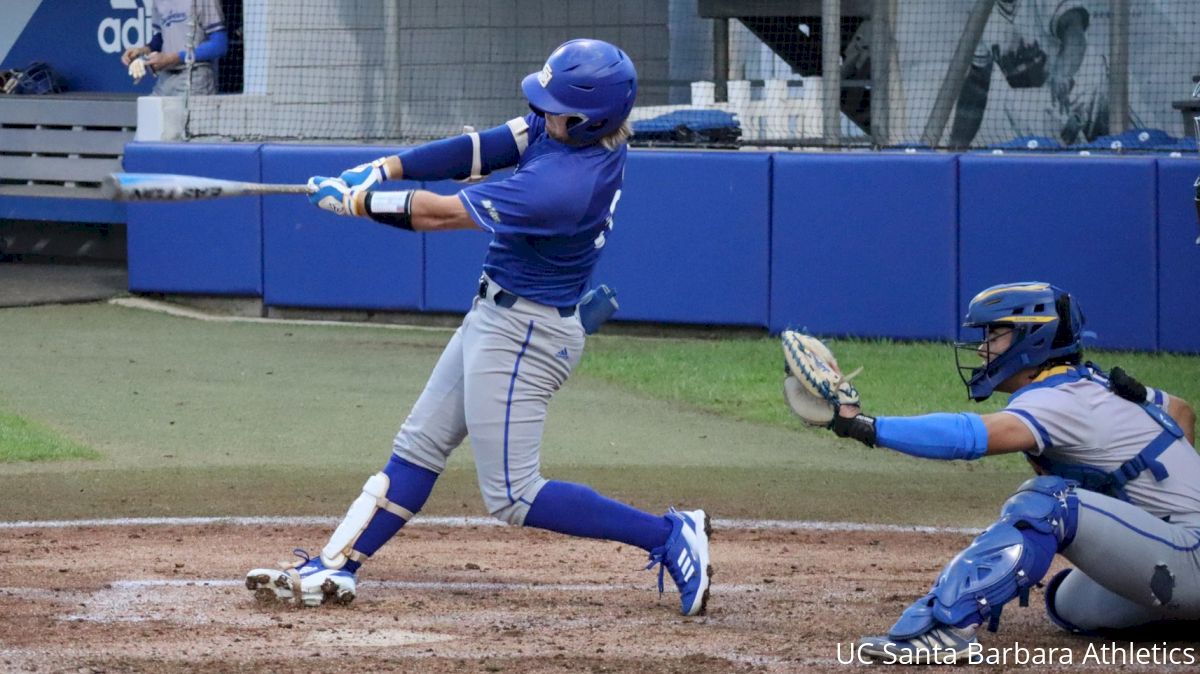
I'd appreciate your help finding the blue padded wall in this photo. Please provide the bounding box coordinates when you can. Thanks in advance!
[591,151,771,326]
[959,155,1157,350]
[124,142,263,294]
[421,171,513,313]
[1156,157,1200,353]
[260,145,423,310]
[770,153,959,339]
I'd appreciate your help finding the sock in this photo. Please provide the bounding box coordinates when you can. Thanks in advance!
[344,454,439,572]
[523,480,674,552]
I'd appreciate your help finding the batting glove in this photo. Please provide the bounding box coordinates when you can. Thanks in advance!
[339,157,391,191]
[308,176,367,216]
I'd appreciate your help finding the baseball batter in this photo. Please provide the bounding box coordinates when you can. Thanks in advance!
[120,0,227,96]
[245,39,712,617]
[803,282,1200,662]
[950,0,1107,147]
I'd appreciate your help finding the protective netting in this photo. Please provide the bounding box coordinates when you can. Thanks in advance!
[180,0,1200,151]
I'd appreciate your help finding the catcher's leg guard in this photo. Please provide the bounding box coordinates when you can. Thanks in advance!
[321,455,438,569]
[889,476,1079,639]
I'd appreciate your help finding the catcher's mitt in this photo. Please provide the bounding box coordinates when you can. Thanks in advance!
[781,331,862,427]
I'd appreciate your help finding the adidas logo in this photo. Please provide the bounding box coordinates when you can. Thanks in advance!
[555,347,569,360]
[677,549,695,582]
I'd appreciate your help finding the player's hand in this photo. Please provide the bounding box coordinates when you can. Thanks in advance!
[144,51,181,73]
[121,46,150,66]
[308,176,356,216]
[996,39,1048,88]
[339,158,390,191]
[1049,69,1074,114]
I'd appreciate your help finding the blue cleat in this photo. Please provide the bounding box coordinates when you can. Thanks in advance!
[245,549,357,608]
[858,626,980,665]
[646,508,712,616]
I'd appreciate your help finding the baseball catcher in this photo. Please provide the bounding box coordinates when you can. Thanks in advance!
[783,282,1200,664]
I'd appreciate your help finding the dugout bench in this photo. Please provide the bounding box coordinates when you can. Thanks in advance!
[0,94,133,258]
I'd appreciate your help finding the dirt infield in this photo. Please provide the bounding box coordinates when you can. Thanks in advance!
[2,521,1194,673]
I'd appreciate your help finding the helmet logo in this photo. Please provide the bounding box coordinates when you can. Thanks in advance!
[537,64,553,88]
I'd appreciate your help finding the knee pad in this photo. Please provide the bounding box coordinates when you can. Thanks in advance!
[889,477,1078,639]
[1002,475,1080,546]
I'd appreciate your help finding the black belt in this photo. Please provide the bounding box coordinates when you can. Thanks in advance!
[479,279,574,318]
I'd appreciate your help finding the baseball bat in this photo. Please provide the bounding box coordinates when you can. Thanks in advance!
[102,173,313,202]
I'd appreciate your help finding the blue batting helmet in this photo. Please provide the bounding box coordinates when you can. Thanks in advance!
[521,39,637,144]
[954,282,1086,401]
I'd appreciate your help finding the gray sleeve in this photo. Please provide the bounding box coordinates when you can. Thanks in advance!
[197,0,226,33]
[1003,388,1092,456]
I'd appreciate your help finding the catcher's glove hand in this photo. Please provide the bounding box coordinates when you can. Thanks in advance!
[780,331,862,427]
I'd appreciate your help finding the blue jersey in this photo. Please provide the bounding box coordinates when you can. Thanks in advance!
[458,114,625,308]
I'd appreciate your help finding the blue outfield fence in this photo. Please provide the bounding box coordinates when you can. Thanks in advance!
[770,153,958,341]
[958,155,1158,351]
[124,142,263,295]
[122,144,1200,353]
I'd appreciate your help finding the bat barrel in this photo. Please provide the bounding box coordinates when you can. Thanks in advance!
[103,173,312,201]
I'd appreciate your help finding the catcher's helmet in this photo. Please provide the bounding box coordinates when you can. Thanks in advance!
[521,39,637,144]
[954,282,1086,401]
[4,62,65,95]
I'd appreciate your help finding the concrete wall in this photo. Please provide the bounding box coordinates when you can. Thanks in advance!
[188,0,675,141]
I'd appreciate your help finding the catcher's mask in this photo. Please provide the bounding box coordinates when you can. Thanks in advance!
[954,282,1087,401]
[521,39,637,144]
[3,61,65,95]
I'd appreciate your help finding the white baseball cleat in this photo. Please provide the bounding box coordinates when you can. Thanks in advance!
[646,508,712,616]
[245,549,357,608]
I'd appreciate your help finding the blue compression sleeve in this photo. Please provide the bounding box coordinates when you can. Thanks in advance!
[874,413,988,461]
[345,453,439,572]
[396,123,521,181]
[185,29,228,63]
[524,481,673,552]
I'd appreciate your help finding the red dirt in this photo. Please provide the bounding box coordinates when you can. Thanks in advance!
[0,523,1194,673]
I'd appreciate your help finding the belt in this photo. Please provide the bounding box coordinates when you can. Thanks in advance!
[479,278,574,318]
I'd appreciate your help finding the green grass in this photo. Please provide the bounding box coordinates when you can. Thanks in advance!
[578,333,1200,476]
[581,332,1200,426]
[0,302,1196,525]
[0,407,100,462]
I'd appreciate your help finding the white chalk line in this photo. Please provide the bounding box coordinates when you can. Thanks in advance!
[108,578,766,593]
[109,297,455,333]
[0,514,981,536]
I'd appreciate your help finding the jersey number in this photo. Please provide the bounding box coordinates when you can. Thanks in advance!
[594,189,621,249]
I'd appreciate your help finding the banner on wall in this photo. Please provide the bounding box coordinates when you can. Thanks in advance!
[895,0,1199,145]
[1,0,156,93]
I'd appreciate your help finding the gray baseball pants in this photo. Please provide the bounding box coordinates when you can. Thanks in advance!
[390,277,585,525]
[1051,488,1200,631]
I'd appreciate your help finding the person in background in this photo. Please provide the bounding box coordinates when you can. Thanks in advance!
[120,0,227,95]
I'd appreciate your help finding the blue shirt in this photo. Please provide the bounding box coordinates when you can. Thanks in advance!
[458,114,625,308]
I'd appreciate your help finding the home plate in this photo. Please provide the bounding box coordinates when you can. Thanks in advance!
[304,628,455,647]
